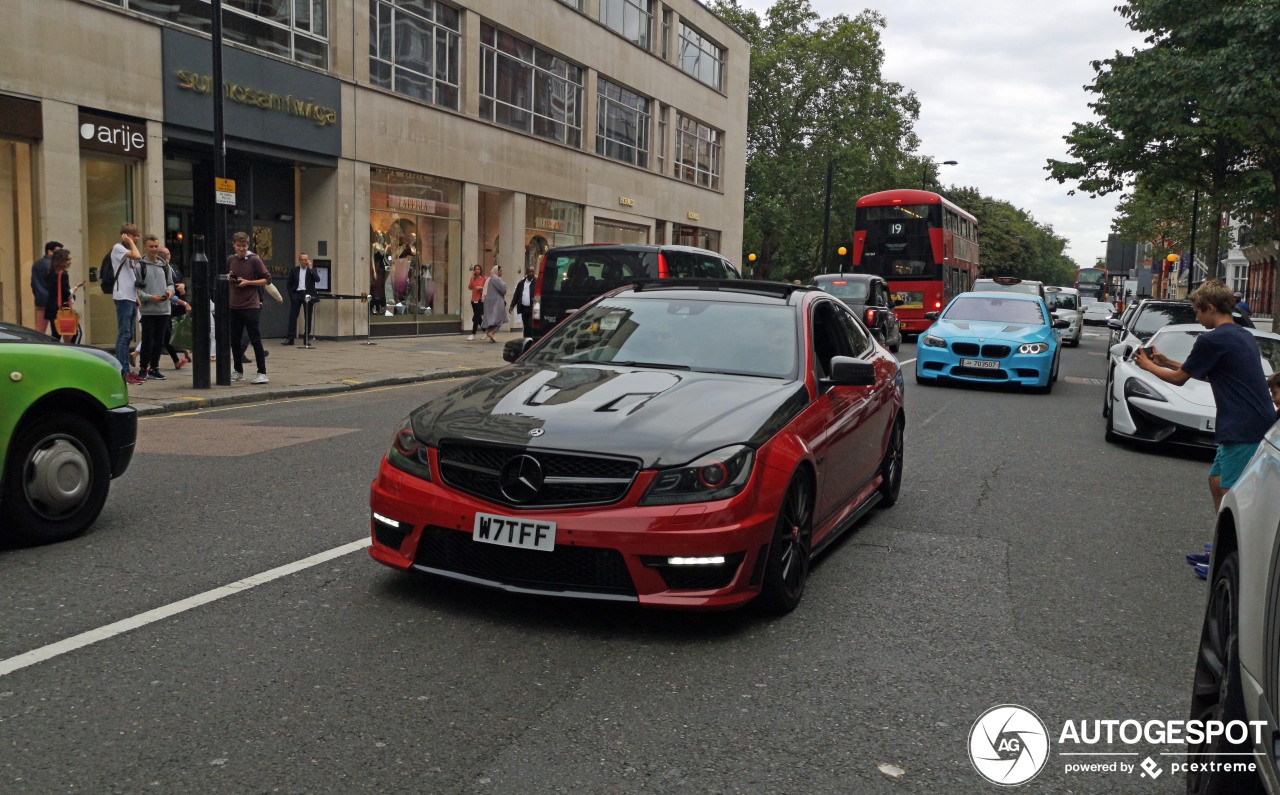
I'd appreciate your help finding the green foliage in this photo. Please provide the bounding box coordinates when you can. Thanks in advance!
[712,0,928,281]
[951,187,1076,286]
[1046,0,1280,284]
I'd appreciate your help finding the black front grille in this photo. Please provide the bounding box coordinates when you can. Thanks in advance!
[415,526,636,596]
[952,366,1007,380]
[951,342,979,356]
[981,344,1011,358]
[438,441,640,508]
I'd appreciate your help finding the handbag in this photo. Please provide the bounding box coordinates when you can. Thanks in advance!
[54,272,79,337]
[170,313,194,351]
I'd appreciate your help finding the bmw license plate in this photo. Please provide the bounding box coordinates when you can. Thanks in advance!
[473,512,556,552]
[960,358,999,369]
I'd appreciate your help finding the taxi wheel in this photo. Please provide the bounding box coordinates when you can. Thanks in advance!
[758,474,812,614]
[1,413,110,545]
[1187,551,1265,795]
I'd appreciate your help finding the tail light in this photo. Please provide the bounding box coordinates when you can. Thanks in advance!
[532,254,546,321]
[864,308,877,326]
[657,252,668,278]
[934,300,943,310]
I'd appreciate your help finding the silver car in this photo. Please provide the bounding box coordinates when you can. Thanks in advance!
[1189,418,1280,792]
[1044,286,1082,347]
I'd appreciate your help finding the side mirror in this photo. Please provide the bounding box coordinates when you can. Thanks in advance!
[502,338,533,362]
[1106,318,1123,330]
[825,356,877,387]
[1052,318,1070,329]
[924,311,939,321]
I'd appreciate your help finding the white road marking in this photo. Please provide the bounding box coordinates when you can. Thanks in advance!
[0,537,372,678]
[898,357,915,366]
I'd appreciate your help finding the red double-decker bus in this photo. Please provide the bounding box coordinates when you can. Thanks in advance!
[852,189,980,337]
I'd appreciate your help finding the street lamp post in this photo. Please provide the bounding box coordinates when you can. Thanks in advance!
[921,159,958,190]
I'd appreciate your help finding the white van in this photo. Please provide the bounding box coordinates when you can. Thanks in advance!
[1044,286,1082,347]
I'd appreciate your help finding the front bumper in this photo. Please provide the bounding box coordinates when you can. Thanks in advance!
[915,341,1054,387]
[1111,396,1216,448]
[368,458,781,610]
[105,405,137,478]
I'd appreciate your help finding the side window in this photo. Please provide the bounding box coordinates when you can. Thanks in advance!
[834,303,874,357]
[811,301,856,379]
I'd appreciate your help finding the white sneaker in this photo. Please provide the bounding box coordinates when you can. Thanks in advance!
[384,309,393,317]
[467,335,475,341]
[231,371,244,381]
[251,373,269,385]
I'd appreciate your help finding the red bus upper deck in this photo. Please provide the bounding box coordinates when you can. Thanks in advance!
[852,189,980,335]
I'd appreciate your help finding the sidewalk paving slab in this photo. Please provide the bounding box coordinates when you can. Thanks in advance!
[125,330,518,416]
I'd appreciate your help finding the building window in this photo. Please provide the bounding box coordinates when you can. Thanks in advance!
[660,8,671,60]
[596,79,650,168]
[601,0,652,50]
[480,24,584,148]
[656,104,668,175]
[369,0,461,110]
[558,0,582,9]
[103,0,329,69]
[678,23,723,90]
[674,113,721,189]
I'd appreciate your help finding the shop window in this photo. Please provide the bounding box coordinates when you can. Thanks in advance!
[369,168,462,324]
[596,79,650,168]
[0,139,35,326]
[480,24,583,148]
[593,219,648,245]
[369,0,461,110]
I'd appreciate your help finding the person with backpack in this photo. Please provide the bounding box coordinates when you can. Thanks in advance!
[105,224,143,384]
[134,234,174,382]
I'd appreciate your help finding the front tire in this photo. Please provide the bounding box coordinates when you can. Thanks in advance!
[2,413,111,544]
[1187,552,1265,794]
[758,474,813,614]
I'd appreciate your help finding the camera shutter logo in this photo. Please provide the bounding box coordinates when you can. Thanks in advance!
[968,704,1050,786]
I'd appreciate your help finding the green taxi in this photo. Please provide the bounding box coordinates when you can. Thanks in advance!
[0,322,136,543]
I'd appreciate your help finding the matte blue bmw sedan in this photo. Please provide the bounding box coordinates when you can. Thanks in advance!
[914,291,1070,394]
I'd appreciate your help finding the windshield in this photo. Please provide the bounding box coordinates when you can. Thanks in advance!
[974,280,1041,296]
[1151,330,1280,376]
[1045,292,1079,311]
[1133,304,1197,338]
[815,279,870,300]
[526,297,799,378]
[943,296,1046,325]
[1084,303,1114,316]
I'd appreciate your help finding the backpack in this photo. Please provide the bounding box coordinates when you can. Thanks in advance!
[99,251,120,294]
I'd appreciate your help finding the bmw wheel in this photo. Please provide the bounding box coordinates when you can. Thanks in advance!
[2,413,111,544]
[758,473,813,613]
[1187,551,1265,794]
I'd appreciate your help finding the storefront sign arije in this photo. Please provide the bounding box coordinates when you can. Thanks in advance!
[175,70,338,127]
[78,112,147,158]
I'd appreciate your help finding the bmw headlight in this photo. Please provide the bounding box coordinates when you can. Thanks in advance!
[640,445,754,505]
[1124,377,1168,402]
[922,334,946,348]
[1017,342,1050,354]
[386,417,433,480]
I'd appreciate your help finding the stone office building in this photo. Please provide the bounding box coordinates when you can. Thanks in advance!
[0,0,748,341]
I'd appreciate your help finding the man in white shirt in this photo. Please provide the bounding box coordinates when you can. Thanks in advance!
[509,264,536,335]
[111,224,144,384]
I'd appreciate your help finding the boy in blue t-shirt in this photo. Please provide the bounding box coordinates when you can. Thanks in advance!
[1135,280,1274,511]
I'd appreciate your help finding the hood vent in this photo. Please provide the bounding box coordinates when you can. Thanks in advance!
[598,393,660,414]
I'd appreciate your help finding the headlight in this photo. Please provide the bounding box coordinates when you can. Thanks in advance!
[1124,377,1168,403]
[640,445,754,505]
[922,334,946,348]
[386,417,433,480]
[1017,342,1050,354]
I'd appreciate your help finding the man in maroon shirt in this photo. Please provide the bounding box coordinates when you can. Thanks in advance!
[227,231,271,384]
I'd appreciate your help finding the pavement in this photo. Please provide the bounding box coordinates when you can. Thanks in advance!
[125,328,516,416]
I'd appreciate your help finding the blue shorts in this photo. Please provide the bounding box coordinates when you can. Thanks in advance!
[1210,442,1262,490]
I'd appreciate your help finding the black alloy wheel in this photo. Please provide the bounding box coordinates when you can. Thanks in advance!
[2,413,111,544]
[1187,551,1265,794]
[758,474,813,613]
[878,419,904,506]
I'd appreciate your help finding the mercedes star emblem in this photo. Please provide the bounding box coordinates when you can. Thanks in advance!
[499,454,545,504]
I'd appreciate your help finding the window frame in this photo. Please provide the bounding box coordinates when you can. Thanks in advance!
[369,0,462,111]
[480,23,584,148]
[673,112,722,190]
[596,78,651,168]
[677,22,724,90]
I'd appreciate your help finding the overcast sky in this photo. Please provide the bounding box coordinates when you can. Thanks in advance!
[734,1,1149,268]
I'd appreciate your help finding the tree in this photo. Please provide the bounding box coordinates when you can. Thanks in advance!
[711,0,926,280]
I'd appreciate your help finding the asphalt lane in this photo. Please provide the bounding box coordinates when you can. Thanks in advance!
[0,332,1213,792]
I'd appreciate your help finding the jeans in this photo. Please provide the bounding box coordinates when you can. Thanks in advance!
[114,299,137,373]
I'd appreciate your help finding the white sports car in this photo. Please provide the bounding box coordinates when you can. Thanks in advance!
[1103,323,1280,448]
[1189,419,1280,793]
